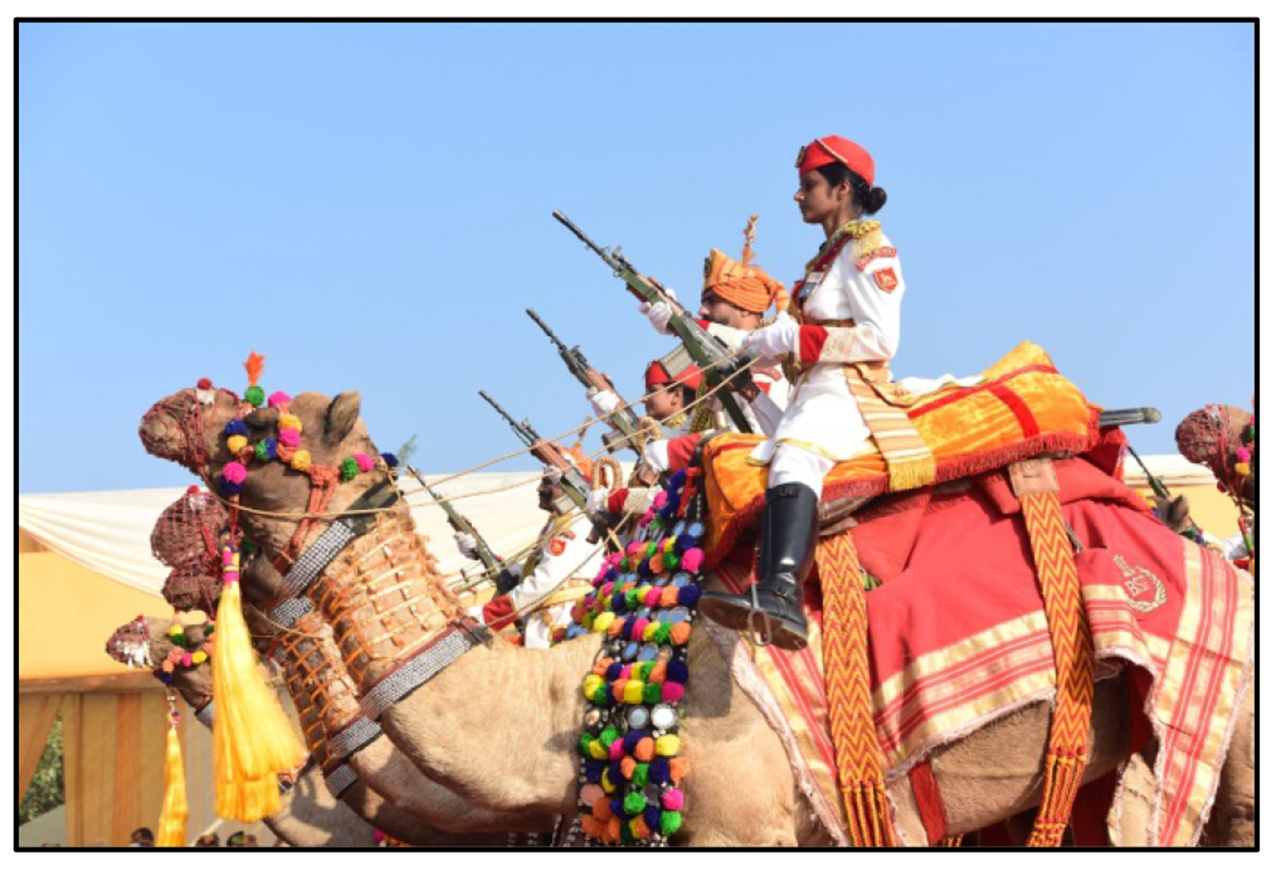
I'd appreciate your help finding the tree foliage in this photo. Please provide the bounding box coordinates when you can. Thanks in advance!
[19,718,64,825]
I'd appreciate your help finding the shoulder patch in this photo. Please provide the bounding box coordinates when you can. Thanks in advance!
[873,267,899,292]
[856,246,897,271]
[549,537,568,556]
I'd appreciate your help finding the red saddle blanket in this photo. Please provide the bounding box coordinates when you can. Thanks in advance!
[710,457,1253,846]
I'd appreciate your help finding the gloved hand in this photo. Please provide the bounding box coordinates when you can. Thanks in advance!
[453,531,479,561]
[739,311,798,362]
[638,287,676,335]
[642,439,671,475]
[586,487,611,516]
[586,386,623,418]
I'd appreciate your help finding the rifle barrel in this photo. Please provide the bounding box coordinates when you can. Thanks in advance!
[1098,407,1162,428]
[525,309,569,352]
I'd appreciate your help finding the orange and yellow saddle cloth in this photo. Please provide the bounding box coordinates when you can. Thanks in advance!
[697,344,1253,846]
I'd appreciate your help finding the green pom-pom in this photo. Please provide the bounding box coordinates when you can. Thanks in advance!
[654,623,672,644]
[638,661,655,681]
[643,683,661,705]
[660,810,683,836]
[632,763,649,787]
[244,385,265,407]
[645,542,659,559]
[599,727,619,746]
[664,552,680,569]
[579,733,594,756]
[254,440,270,461]
[340,457,359,482]
[619,821,635,845]
[619,558,630,572]
[593,686,611,705]
[624,588,640,608]
[241,540,255,556]
[170,633,186,648]
[623,792,647,816]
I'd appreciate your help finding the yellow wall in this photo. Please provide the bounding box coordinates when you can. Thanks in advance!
[1129,483,1246,543]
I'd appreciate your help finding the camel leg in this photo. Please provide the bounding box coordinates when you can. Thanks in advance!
[1206,679,1255,847]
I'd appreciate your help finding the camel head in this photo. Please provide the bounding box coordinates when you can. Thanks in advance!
[106,615,215,708]
[1176,404,1256,511]
[139,384,242,476]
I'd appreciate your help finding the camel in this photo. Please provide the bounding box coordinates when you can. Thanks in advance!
[106,616,376,847]
[139,385,1255,846]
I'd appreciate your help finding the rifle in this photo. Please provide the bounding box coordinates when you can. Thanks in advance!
[525,308,644,456]
[1126,443,1203,539]
[1098,407,1161,428]
[478,390,611,539]
[405,465,507,580]
[552,210,755,433]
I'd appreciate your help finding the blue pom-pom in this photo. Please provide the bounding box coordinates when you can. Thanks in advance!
[260,438,278,461]
[622,616,638,639]
[611,592,627,613]
[674,534,698,555]
[605,662,624,681]
[623,730,644,755]
[636,559,653,578]
[220,477,244,495]
[668,470,687,489]
[666,659,690,684]
[649,756,671,784]
[610,797,626,818]
[643,806,661,830]
[678,585,702,608]
[608,761,623,784]
[224,420,249,437]
[380,452,398,468]
[584,759,605,782]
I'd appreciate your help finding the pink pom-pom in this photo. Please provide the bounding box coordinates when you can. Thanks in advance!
[268,391,292,408]
[180,652,193,667]
[595,565,612,584]
[609,739,625,760]
[662,682,685,702]
[197,377,212,390]
[680,548,704,572]
[627,542,645,559]
[600,581,615,598]
[279,428,301,447]
[644,588,663,606]
[652,491,669,510]
[631,617,650,639]
[354,452,375,472]
[1237,446,1252,462]
[638,510,655,528]
[662,789,685,811]
[222,461,248,484]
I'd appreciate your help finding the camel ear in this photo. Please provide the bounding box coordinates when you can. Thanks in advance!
[244,407,279,432]
[325,392,361,445]
[1166,494,1192,531]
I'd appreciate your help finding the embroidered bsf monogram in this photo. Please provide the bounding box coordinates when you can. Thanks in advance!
[873,268,899,292]
[1114,554,1168,613]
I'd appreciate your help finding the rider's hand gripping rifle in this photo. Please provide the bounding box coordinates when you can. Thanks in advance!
[552,210,756,433]
[405,465,519,594]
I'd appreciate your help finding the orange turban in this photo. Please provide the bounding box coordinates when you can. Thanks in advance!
[702,248,786,314]
[557,444,594,480]
[796,136,875,186]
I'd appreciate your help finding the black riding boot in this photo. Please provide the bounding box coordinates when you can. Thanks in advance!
[698,482,818,651]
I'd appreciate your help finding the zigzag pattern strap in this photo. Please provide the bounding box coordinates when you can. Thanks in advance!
[358,625,487,721]
[816,531,896,846]
[323,764,358,798]
[327,715,382,760]
[1012,459,1096,847]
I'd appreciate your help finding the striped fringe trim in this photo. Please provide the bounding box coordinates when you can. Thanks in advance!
[817,531,897,846]
[845,366,936,492]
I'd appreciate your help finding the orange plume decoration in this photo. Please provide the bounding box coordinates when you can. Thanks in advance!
[243,352,266,387]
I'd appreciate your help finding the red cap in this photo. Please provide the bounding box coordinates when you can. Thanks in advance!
[796,136,874,187]
[644,359,703,391]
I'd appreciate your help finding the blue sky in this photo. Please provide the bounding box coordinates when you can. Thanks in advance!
[19,22,1255,492]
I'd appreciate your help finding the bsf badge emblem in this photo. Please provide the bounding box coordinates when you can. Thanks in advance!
[1114,554,1167,613]
[550,537,567,557]
[873,267,899,292]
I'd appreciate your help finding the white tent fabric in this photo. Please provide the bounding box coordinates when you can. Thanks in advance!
[17,455,1213,599]
[18,470,569,598]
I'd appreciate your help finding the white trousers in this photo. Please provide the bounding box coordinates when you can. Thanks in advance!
[768,443,836,496]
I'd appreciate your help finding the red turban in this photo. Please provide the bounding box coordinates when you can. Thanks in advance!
[645,359,703,392]
[796,136,875,187]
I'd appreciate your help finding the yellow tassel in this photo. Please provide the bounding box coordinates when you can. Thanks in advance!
[212,572,305,822]
[156,722,188,846]
[887,453,937,492]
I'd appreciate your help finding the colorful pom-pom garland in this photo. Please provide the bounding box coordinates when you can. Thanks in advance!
[206,372,382,496]
[566,470,705,846]
[155,620,215,683]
